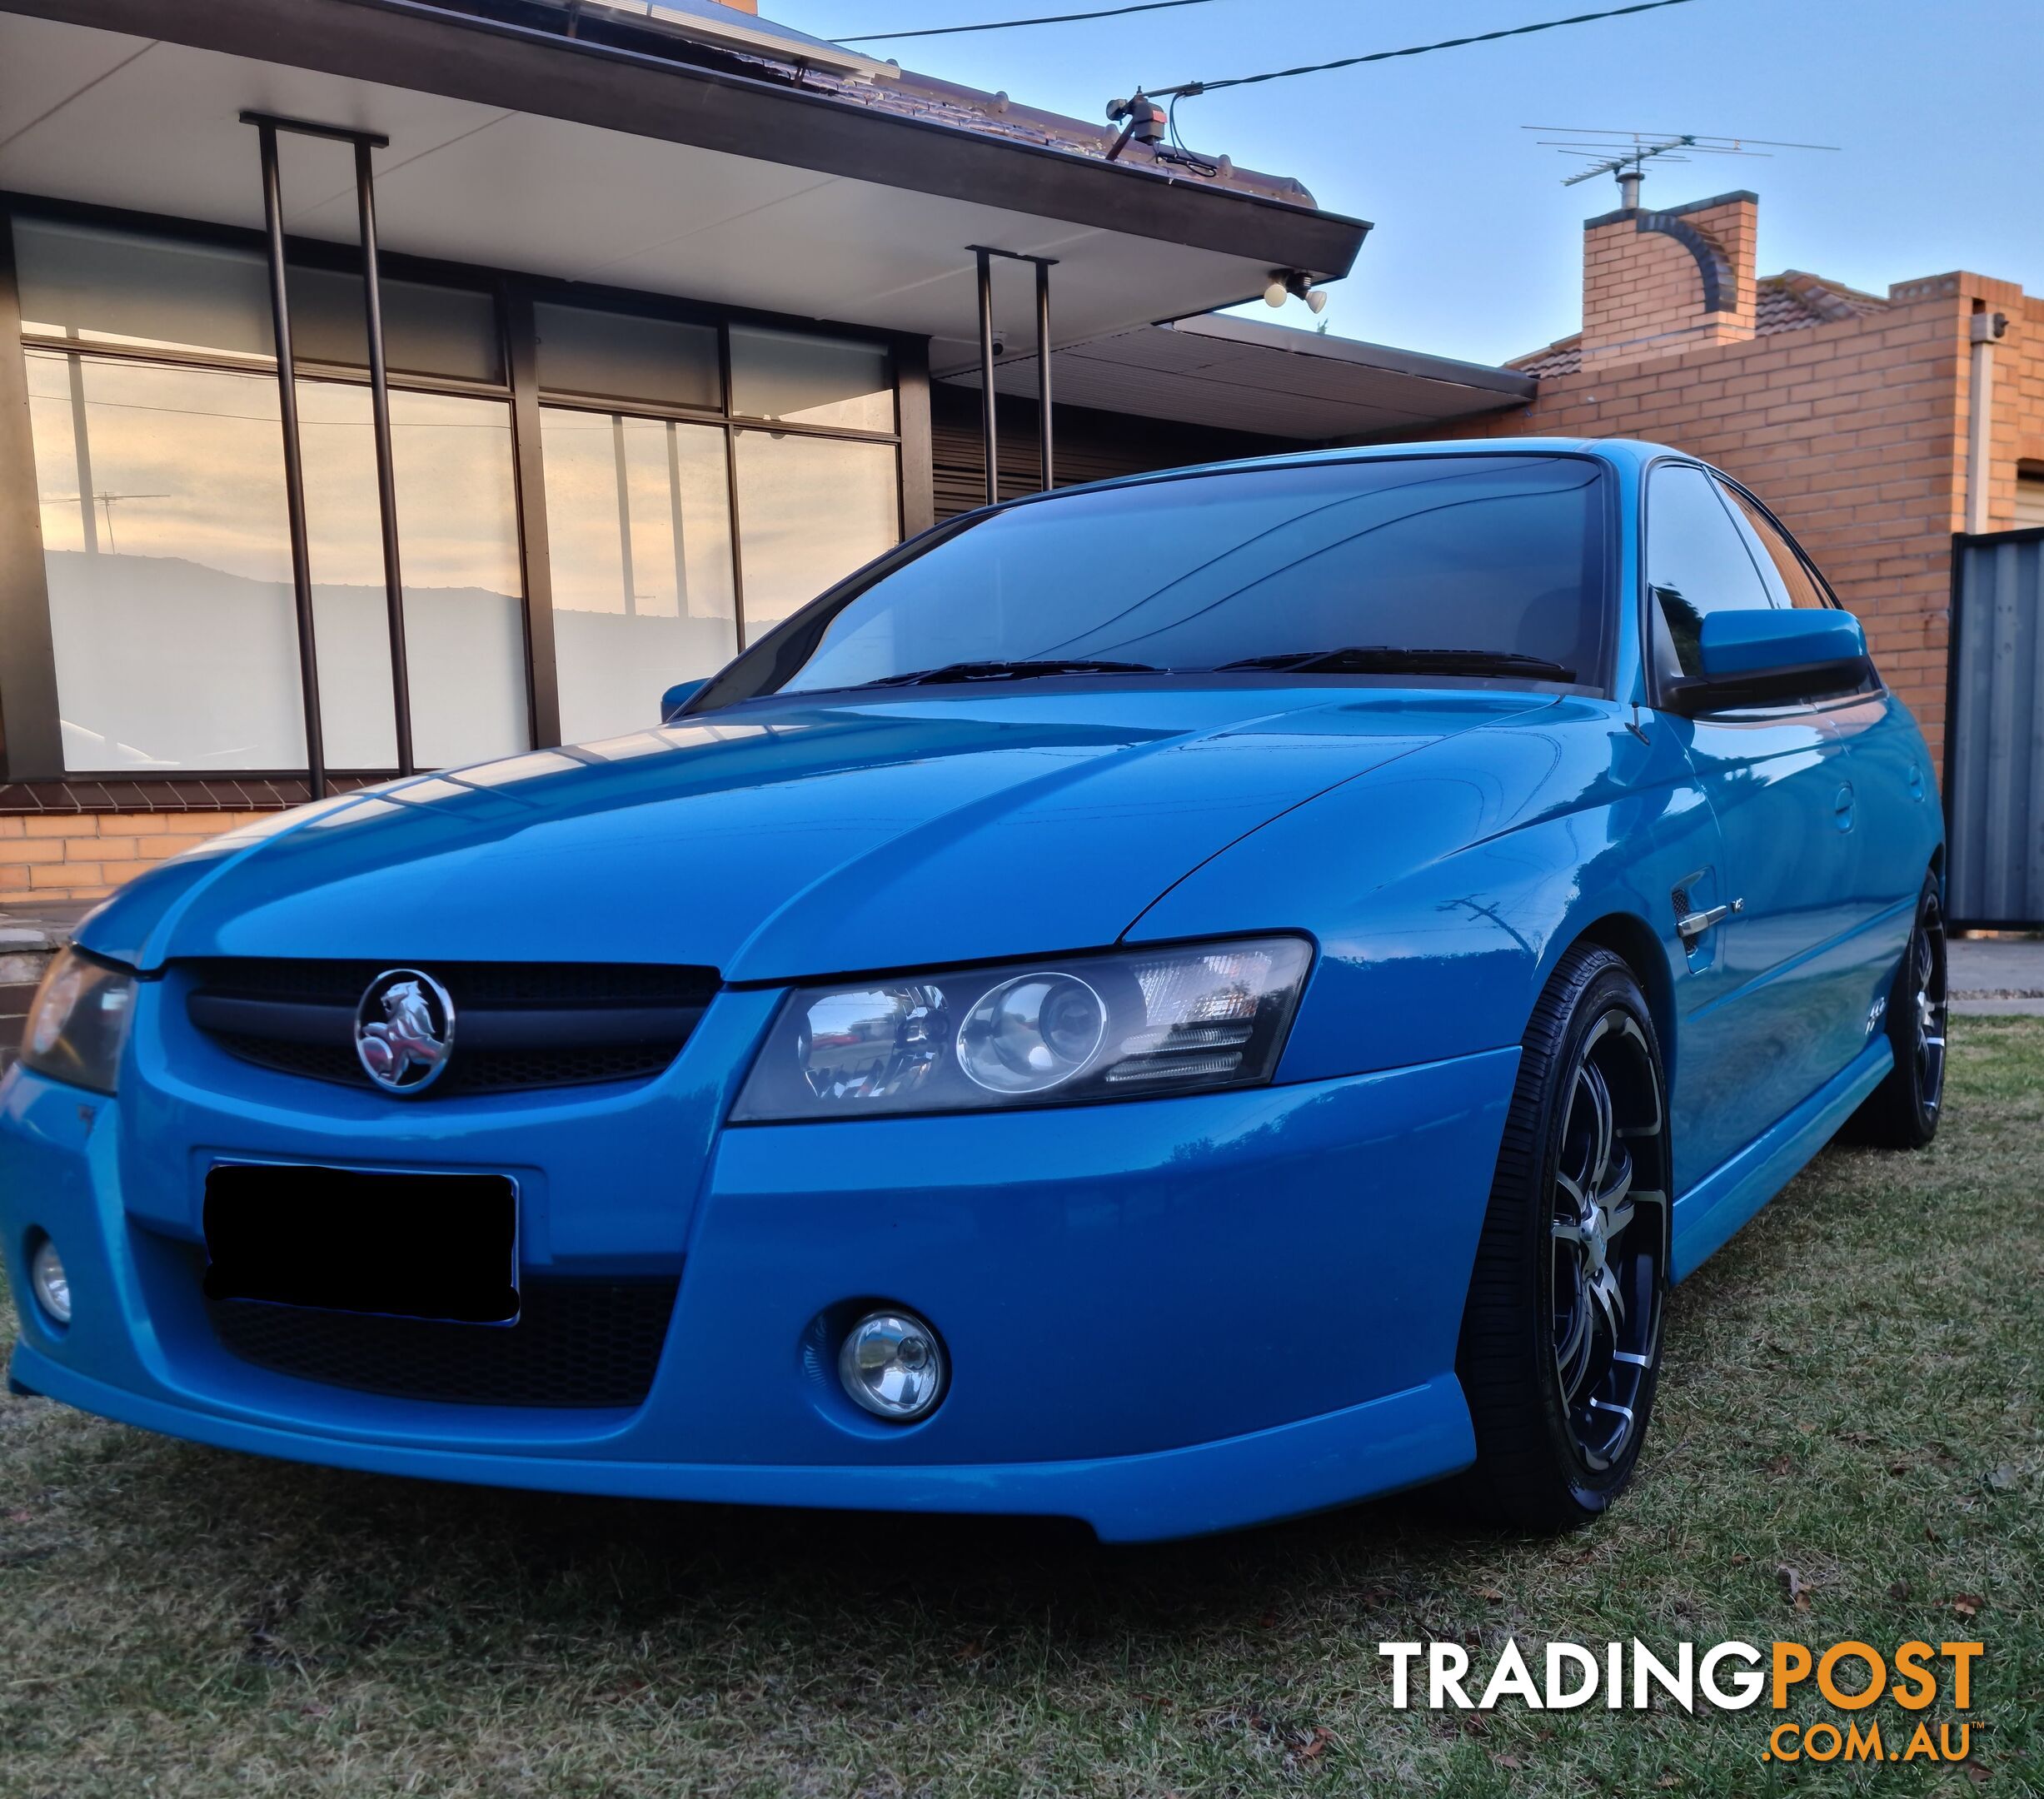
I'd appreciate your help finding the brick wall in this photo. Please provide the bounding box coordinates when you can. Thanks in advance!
[1583,192,1758,366]
[0,811,266,909]
[1381,182,2044,762]
[1982,278,2044,530]
[1423,282,1976,748]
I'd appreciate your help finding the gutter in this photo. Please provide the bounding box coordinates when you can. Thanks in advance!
[1,0,1370,277]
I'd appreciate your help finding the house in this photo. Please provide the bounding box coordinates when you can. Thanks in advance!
[0,0,1548,909]
[1413,183,2044,776]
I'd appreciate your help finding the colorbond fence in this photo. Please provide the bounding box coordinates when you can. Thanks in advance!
[1947,529,2044,929]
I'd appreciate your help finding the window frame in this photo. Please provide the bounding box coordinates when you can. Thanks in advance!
[1639,455,1880,721]
[1711,473,1847,611]
[0,191,920,783]
[1717,472,1885,713]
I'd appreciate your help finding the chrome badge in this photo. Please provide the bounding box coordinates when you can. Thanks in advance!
[354,969,456,1095]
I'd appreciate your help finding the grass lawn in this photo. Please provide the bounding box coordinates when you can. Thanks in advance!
[1,1020,2038,1797]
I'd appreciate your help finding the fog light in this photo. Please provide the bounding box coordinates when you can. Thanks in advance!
[29,1237,71,1327]
[838,1309,945,1421]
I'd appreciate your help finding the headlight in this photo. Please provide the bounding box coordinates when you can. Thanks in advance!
[19,947,136,1095]
[732,936,1312,1122]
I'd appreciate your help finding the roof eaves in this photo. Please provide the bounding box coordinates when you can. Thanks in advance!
[23,0,1369,276]
[1170,313,1537,398]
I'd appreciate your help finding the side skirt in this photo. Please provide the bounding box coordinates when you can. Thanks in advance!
[1670,1039,1893,1281]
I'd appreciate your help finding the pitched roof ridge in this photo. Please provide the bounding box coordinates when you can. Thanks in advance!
[1763,269,1892,316]
[1506,330,1583,376]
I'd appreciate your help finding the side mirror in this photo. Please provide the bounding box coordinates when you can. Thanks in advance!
[1668,610,1872,715]
[660,679,707,724]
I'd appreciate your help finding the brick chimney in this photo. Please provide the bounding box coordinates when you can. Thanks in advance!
[720,0,760,12]
[1579,189,1759,368]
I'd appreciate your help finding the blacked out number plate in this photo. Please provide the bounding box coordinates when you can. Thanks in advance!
[203,1164,519,1325]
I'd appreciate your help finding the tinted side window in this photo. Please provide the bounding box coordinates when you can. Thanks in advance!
[1646,463,1773,679]
[1721,485,1832,609]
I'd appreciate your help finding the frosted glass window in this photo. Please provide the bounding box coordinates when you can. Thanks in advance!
[396,390,528,769]
[533,302,720,409]
[300,385,531,770]
[288,267,503,383]
[541,408,737,743]
[25,350,306,770]
[733,431,898,635]
[15,218,502,382]
[15,217,273,360]
[730,326,893,431]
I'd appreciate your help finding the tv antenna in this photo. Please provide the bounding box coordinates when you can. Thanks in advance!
[45,489,171,555]
[1523,127,1839,208]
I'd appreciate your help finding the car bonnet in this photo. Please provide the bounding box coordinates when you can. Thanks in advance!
[77,686,1558,981]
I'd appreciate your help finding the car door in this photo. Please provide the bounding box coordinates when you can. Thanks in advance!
[1644,461,1862,1180]
[1717,482,1938,1034]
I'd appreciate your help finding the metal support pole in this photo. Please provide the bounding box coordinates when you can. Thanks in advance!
[966,247,1059,504]
[355,139,413,775]
[666,420,691,616]
[1034,259,1053,492]
[975,247,998,508]
[64,342,97,554]
[257,122,327,799]
[611,413,637,616]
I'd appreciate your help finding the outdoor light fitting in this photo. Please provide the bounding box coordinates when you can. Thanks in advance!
[1263,270,1328,311]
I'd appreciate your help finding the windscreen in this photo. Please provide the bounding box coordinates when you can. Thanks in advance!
[709,454,1609,703]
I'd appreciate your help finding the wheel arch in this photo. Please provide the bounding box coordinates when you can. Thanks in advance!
[1560,909,1678,1098]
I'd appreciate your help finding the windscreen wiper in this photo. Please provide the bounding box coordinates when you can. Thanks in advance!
[1215,645,1578,681]
[855,658,1168,688]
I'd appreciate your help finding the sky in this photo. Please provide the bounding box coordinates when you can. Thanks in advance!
[774,0,2044,366]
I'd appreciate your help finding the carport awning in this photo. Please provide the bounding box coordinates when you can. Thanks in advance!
[942,314,1537,441]
[0,0,1370,360]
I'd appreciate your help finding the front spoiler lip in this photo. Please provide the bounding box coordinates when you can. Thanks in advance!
[6,1343,1472,1544]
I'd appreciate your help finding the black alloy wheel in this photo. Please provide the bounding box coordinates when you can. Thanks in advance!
[1850,872,1947,1150]
[1450,946,1671,1531]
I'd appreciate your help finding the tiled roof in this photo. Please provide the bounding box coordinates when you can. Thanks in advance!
[805,66,1319,208]
[1756,270,1889,331]
[1508,333,1588,378]
[527,4,1323,209]
[1506,272,1892,378]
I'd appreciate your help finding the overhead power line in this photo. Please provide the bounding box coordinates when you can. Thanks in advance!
[1140,0,1703,100]
[840,0,1225,45]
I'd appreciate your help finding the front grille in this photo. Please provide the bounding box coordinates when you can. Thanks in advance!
[184,959,718,1095]
[206,1275,681,1408]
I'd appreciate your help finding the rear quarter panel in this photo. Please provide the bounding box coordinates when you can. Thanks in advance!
[1823,689,1946,922]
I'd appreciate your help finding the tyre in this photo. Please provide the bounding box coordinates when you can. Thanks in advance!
[1847,873,1947,1150]
[1448,946,1671,1532]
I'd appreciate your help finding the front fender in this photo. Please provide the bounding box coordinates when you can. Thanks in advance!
[1126,701,1716,1081]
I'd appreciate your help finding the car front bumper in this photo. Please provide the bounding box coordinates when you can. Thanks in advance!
[0,989,1518,1542]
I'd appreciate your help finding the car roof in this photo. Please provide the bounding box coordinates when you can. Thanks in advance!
[970,436,1691,519]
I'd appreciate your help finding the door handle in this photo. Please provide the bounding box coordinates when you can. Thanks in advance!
[1834,782,1855,831]
[1676,897,1745,943]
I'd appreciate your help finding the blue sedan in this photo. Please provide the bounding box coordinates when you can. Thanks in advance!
[2,439,1947,1540]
